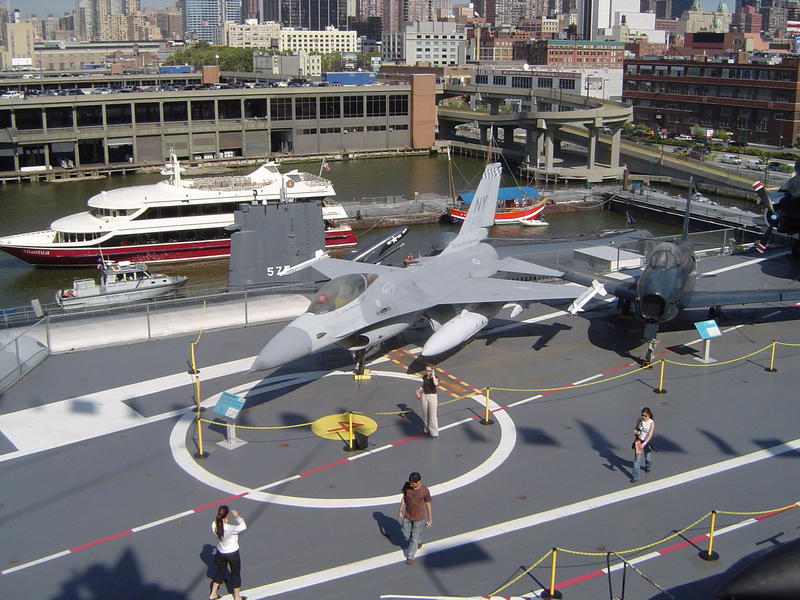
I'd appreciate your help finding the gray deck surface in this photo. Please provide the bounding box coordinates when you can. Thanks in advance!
[2,249,800,600]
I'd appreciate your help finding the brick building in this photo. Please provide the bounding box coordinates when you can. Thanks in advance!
[623,55,800,147]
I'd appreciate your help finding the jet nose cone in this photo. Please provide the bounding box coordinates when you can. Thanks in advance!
[251,326,313,371]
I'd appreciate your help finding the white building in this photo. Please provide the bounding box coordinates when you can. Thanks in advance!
[382,21,466,66]
[579,0,666,44]
[220,20,281,47]
[473,64,624,103]
[278,26,358,54]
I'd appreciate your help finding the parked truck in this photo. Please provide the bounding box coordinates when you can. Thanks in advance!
[158,65,194,74]
[322,71,377,86]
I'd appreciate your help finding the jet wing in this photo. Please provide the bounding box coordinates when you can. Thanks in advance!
[683,289,800,308]
[438,277,585,304]
[309,257,402,280]
[495,256,565,278]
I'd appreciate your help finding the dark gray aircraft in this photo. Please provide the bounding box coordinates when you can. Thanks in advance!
[251,163,585,373]
[753,164,800,255]
[564,182,800,348]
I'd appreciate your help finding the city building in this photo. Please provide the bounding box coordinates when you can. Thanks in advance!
[514,40,625,67]
[182,0,238,43]
[2,22,34,69]
[263,0,348,31]
[731,5,762,33]
[623,55,800,146]
[382,0,432,34]
[473,63,624,103]
[33,40,162,70]
[579,0,667,43]
[253,50,321,77]
[679,1,732,34]
[382,21,466,66]
[222,21,281,47]
[277,27,358,54]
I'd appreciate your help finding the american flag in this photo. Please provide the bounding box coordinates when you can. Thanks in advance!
[321,159,330,171]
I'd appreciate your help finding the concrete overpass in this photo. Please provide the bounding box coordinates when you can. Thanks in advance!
[437,83,763,191]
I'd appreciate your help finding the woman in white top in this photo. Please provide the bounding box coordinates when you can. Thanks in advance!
[209,505,247,600]
[631,407,655,482]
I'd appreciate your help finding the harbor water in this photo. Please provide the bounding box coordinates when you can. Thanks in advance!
[0,154,681,309]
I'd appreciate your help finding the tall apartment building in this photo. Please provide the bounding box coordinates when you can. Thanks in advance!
[731,4,762,32]
[382,0,432,33]
[2,22,34,68]
[183,0,240,43]
[263,0,348,30]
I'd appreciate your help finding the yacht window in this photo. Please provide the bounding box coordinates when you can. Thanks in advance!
[307,273,377,315]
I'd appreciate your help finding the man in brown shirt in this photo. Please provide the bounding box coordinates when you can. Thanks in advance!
[398,471,432,565]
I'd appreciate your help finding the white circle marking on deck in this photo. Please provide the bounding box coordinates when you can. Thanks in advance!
[169,369,517,508]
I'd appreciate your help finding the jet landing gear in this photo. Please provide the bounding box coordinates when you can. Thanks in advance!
[352,349,371,380]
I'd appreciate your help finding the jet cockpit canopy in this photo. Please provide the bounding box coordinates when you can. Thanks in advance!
[307,273,378,314]
[648,246,679,269]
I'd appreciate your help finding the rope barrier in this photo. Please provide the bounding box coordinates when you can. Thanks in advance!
[663,343,772,368]
[716,501,800,516]
[489,549,552,596]
[198,417,314,430]
[489,362,652,394]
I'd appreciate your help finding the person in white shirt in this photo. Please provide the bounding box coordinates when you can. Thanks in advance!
[631,407,655,482]
[209,505,247,600]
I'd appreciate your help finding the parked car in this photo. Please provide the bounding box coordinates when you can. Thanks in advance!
[675,134,694,141]
[718,154,741,165]
[768,161,789,172]
[745,159,765,170]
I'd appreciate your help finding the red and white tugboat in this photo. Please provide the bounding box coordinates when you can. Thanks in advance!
[445,186,549,225]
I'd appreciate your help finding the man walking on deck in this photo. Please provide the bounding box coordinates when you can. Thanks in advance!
[398,472,432,565]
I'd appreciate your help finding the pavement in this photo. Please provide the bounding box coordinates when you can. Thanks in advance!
[1,249,800,600]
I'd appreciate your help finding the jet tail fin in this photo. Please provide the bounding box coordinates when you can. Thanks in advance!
[441,162,502,254]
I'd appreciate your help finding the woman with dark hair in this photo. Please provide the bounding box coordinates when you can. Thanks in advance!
[631,407,655,483]
[209,505,247,600]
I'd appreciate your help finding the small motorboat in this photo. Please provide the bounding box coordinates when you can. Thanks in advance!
[519,217,549,227]
[55,260,188,310]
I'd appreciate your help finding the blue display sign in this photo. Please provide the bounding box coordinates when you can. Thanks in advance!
[213,392,246,420]
[694,319,722,339]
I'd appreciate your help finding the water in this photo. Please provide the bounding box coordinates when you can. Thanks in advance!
[0,155,679,309]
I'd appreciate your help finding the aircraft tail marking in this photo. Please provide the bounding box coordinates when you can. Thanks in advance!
[441,162,502,254]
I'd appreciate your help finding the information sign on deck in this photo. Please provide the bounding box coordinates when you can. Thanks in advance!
[213,392,246,420]
[694,319,722,340]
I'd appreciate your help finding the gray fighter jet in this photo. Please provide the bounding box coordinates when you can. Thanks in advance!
[564,181,800,358]
[251,163,585,373]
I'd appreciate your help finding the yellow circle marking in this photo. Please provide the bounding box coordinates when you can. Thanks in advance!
[311,413,378,440]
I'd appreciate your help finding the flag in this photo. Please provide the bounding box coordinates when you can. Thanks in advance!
[321,159,330,171]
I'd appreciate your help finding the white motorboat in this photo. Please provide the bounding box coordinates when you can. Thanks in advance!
[55,260,188,309]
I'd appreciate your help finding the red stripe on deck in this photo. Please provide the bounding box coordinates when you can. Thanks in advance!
[658,534,707,554]
[192,493,248,512]
[755,506,797,520]
[557,569,606,587]
[391,435,424,446]
[70,530,133,552]
[603,363,634,375]
[298,459,349,477]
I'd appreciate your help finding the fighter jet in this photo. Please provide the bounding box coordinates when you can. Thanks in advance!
[251,163,585,373]
[753,161,800,256]
[564,180,800,356]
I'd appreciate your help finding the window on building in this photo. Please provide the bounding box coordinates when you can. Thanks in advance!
[511,76,531,89]
[135,102,160,123]
[388,94,408,116]
[559,79,576,90]
[492,75,506,86]
[343,96,364,118]
[537,77,553,88]
[475,74,488,84]
[320,97,341,119]
[270,97,292,120]
[218,99,241,120]
[164,101,188,122]
[295,97,316,120]
[192,100,215,120]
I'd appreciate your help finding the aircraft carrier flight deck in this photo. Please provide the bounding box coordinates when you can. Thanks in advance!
[2,248,800,600]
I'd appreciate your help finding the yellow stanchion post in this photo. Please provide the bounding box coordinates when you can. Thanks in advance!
[193,372,208,459]
[699,510,720,561]
[343,411,359,452]
[653,359,667,394]
[765,340,778,373]
[540,548,562,599]
[480,387,494,426]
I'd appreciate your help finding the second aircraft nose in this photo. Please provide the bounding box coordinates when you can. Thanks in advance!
[251,326,314,371]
